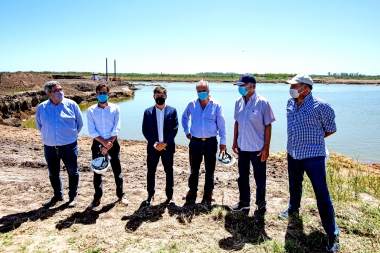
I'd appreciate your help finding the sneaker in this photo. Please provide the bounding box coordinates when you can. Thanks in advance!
[68,197,77,208]
[118,197,129,206]
[86,199,101,210]
[279,209,299,219]
[42,196,64,208]
[231,202,250,213]
[183,191,197,205]
[326,237,341,252]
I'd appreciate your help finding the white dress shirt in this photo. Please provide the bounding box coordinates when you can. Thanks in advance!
[155,106,166,142]
[87,102,121,140]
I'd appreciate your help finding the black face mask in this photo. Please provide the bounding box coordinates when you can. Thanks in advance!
[155,97,165,105]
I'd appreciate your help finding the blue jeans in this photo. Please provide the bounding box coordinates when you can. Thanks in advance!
[44,141,79,200]
[287,154,339,240]
[237,150,267,208]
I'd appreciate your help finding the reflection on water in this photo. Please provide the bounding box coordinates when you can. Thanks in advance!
[21,97,133,129]
[22,83,380,163]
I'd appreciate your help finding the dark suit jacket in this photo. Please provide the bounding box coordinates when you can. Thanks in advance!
[142,105,178,153]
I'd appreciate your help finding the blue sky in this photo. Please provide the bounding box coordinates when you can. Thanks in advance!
[1,0,379,75]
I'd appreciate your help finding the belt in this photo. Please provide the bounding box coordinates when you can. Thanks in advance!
[45,141,76,149]
[191,136,216,141]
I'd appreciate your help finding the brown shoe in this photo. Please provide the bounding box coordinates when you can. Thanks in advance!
[182,191,196,200]
[87,199,101,210]
[118,197,129,206]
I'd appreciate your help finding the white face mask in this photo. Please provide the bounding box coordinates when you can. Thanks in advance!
[289,85,304,98]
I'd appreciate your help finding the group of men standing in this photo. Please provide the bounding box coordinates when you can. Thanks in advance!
[35,73,340,252]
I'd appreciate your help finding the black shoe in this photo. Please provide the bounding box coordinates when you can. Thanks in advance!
[144,196,154,206]
[256,207,266,216]
[201,193,215,205]
[86,199,101,210]
[68,197,77,208]
[42,196,63,208]
[164,197,175,205]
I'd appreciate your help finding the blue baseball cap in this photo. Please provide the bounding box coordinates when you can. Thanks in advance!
[234,73,257,86]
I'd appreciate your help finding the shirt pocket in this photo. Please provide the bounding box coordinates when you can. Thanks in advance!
[60,111,77,129]
[248,109,262,124]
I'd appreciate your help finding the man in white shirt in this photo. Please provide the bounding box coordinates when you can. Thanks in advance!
[142,86,178,205]
[86,84,128,210]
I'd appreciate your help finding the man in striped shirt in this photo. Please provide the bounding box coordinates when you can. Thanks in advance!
[231,74,276,215]
[280,74,340,252]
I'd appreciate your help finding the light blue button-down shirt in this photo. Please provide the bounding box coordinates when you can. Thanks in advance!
[234,93,276,151]
[36,98,83,146]
[182,97,226,145]
[87,102,121,140]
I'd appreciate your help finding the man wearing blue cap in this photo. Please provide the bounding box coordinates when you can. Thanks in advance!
[231,74,275,215]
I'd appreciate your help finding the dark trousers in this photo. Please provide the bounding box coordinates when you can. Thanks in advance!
[237,150,267,208]
[91,139,124,201]
[44,141,79,200]
[188,137,218,195]
[287,154,339,240]
[146,147,174,199]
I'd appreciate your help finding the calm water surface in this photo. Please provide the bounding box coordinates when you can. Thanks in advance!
[25,82,380,163]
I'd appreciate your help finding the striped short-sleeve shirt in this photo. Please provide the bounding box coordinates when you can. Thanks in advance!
[287,92,336,159]
[234,93,276,152]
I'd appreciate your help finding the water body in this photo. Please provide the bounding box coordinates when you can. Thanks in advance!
[25,82,380,163]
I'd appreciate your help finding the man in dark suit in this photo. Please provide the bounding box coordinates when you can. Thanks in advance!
[142,86,178,205]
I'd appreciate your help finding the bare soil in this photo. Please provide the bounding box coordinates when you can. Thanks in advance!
[0,126,379,252]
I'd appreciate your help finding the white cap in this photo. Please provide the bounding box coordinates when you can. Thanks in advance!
[286,74,313,86]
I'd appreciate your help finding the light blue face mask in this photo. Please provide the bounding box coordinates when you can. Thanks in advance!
[238,86,248,96]
[197,91,208,101]
[97,94,109,103]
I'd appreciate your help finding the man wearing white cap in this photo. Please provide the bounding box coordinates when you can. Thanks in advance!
[280,74,340,252]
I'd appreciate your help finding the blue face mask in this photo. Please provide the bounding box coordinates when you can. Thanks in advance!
[238,86,248,96]
[197,91,208,101]
[97,94,109,103]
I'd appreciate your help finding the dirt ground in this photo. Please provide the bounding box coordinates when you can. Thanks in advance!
[0,126,379,252]
[0,126,293,252]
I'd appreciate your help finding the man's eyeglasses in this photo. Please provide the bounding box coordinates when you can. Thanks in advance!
[98,92,108,95]
[50,89,63,93]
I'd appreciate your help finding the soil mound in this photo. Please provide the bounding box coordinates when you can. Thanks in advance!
[0,72,50,95]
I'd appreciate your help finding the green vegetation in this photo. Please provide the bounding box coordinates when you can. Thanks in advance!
[3,71,378,82]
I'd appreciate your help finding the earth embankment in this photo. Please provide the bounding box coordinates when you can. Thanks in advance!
[0,72,134,126]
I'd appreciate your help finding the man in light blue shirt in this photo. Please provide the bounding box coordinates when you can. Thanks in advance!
[231,74,275,215]
[86,84,128,210]
[182,80,226,205]
[36,81,83,208]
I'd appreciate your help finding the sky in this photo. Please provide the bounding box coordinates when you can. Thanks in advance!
[1,0,379,75]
